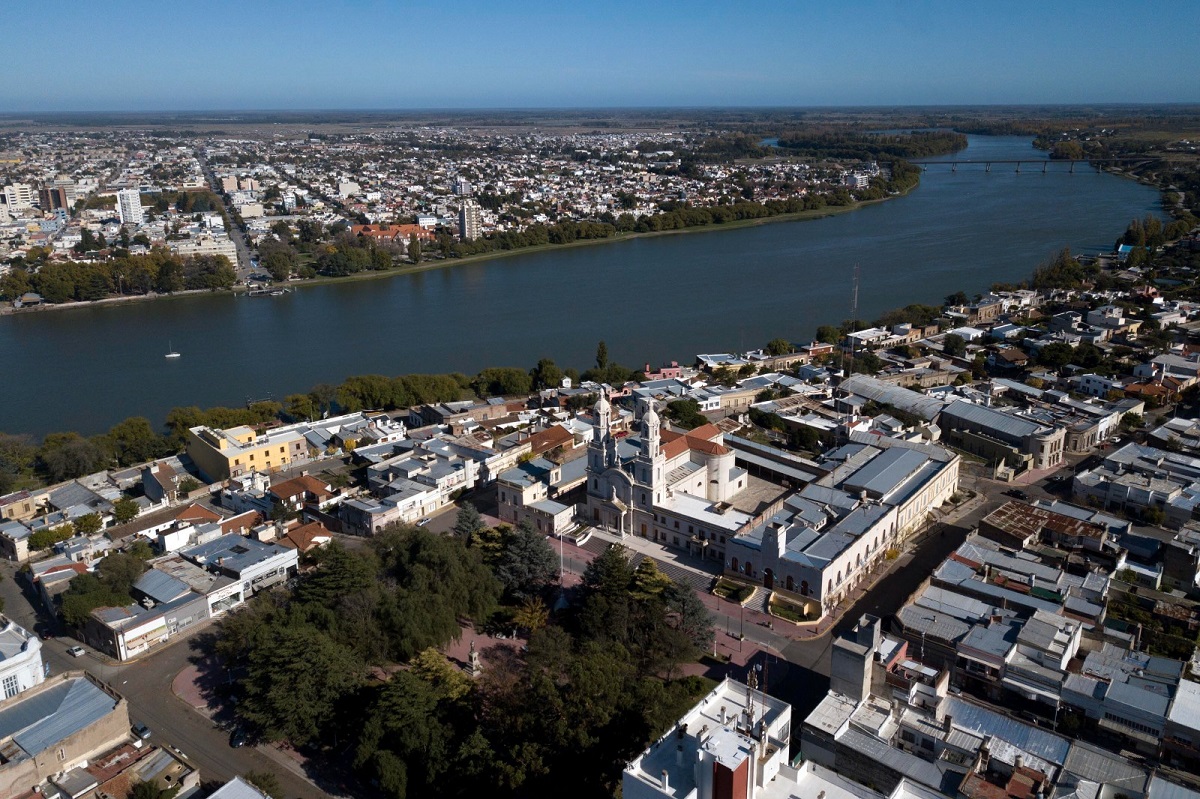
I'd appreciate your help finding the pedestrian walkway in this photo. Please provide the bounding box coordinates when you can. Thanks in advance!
[587,527,720,589]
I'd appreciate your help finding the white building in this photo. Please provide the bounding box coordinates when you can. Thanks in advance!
[170,234,238,264]
[459,198,482,241]
[624,676,792,799]
[585,395,755,562]
[0,617,44,699]
[3,183,34,211]
[726,438,959,618]
[116,188,144,226]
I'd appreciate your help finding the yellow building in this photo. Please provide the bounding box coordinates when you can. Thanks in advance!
[186,425,308,482]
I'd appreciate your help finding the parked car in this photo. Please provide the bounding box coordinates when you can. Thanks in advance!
[67,646,85,657]
[417,517,432,527]
[1005,489,1030,501]
[132,723,152,740]
[229,728,249,748]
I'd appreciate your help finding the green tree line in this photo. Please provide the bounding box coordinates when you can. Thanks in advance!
[773,130,968,160]
[0,250,236,303]
[0,345,642,491]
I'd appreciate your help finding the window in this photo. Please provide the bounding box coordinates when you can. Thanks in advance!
[2,675,18,699]
[719,536,725,544]
[901,730,915,743]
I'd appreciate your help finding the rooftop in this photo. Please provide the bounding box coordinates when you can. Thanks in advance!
[0,675,118,761]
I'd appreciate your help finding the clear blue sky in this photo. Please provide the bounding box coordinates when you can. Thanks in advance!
[4,0,1198,111]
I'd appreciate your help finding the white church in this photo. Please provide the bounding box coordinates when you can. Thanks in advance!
[584,393,757,563]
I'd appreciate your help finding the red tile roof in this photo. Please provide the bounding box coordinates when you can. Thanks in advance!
[661,423,728,460]
[279,521,333,552]
[174,504,220,524]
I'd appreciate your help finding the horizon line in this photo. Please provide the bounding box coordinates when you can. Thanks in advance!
[3,101,1200,117]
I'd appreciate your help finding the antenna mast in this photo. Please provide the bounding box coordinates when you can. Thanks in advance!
[841,265,861,378]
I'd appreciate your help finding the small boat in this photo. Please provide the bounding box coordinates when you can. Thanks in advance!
[165,341,181,359]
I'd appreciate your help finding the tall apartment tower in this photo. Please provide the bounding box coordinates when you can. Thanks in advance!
[459,198,481,241]
[3,183,34,211]
[116,188,144,226]
[39,176,77,211]
[454,176,472,197]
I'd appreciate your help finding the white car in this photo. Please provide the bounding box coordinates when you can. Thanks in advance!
[417,517,432,527]
[67,646,85,657]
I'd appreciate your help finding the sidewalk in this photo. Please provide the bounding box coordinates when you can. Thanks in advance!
[589,527,720,583]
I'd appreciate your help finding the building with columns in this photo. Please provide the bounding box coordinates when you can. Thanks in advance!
[585,394,760,562]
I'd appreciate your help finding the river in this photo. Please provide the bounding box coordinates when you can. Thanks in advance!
[0,136,1165,437]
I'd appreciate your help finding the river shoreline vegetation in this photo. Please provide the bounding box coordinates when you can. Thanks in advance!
[4,188,1199,495]
[0,128,952,306]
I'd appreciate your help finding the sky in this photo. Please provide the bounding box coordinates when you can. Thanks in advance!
[4,0,1198,112]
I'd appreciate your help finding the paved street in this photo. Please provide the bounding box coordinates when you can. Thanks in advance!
[0,462,1024,797]
[0,564,333,799]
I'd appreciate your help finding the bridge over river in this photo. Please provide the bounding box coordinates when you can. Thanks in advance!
[907,156,1157,173]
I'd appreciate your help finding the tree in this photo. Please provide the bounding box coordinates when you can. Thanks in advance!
[943,334,967,357]
[239,623,365,745]
[495,521,558,602]
[473,367,532,397]
[243,771,283,799]
[29,523,74,551]
[850,351,883,374]
[815,325,842,345]
[37,432,106,482]
[408,234,422,264]
[104,416,168,466]
[1038,342,1076,370]
[1121,412,1144,430]
[764,337,792,356]
[662,582,714,653]
[74,513,103,535]
[513,597,550,634]
[453,503,486,542]
[0,432,35,494]
[945,290,969,306]
[595,340,609,370]
[130,781,180,799]
[663,399,708,430]
[410,647,473,701]
[529,358,564,390]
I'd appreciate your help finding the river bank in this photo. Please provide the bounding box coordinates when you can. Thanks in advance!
[1,188,907,317]
[0,134,1166,437]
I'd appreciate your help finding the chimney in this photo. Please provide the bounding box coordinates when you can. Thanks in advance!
[1015,755,1024,772]
[719,705,727,725]
[943,714,953,733]
[676,743,684,766]
[661,769,670,791]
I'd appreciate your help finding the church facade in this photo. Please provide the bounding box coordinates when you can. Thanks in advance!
[584,393,755,563]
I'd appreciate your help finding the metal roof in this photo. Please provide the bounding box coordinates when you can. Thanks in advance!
[1106,680,1170,720]
[842,448,930,500]
[941,400,1046,442]
[0,677,117,758]
[1062,740,1149,792]
[839,375,945,421]
[942,695,1071,766]
[133,569,192,604]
